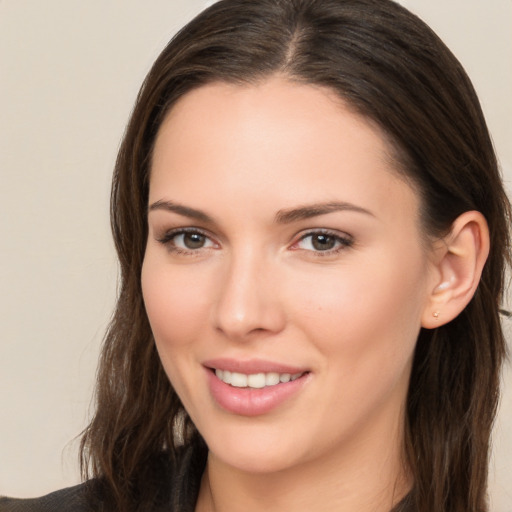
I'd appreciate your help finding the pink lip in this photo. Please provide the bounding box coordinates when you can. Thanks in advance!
[203,358,307,375]
[203,359,311,417]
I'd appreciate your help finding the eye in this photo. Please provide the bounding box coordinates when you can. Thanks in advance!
[174,232,212,250]
[293,231,353,254]
[157,228,217,253]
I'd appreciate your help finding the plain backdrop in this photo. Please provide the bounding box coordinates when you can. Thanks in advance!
[1,1,511,510]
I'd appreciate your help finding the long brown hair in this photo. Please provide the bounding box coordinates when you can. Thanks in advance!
[80,1,511,511]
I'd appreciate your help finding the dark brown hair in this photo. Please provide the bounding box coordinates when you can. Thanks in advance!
[80,1,511,511]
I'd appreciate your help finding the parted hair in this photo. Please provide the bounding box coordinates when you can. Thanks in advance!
[80,1,511,511]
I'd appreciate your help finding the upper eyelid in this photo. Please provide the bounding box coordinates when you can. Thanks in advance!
[158,226,215,239]
[294,228,353,242]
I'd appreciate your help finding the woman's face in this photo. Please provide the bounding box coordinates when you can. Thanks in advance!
[142,78,437,474]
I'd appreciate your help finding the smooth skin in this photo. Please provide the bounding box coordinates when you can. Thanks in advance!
[141,77,489,512]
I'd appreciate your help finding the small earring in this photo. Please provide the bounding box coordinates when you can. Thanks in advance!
[432,311,440,318]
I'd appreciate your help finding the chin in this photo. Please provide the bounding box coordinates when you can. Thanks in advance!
[200,426,292,472]
[210,445,301,475]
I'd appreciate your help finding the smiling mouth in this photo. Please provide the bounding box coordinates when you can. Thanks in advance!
[206,363,311,415]
[213,369,306,389]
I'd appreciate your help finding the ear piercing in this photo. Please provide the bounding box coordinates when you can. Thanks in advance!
[432,311,440,318]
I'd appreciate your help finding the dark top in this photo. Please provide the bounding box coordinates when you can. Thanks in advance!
[0,443,207,512]
[0,483,94,512]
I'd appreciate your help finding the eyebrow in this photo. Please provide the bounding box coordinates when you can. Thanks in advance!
[274,201,374,224]
[148,199,374,224]
[148,200,213,223]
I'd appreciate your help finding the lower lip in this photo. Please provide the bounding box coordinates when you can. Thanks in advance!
[206,369,309,416]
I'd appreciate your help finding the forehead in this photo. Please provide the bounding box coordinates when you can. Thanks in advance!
[150,78,420,227]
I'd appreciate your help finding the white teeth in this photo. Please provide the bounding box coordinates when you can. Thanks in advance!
[215,369,305,388]
[265,372,280,386]
[230,372,248,387]
[247,373,266,388]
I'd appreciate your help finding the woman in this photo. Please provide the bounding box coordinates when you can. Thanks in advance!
[2,0,509,511]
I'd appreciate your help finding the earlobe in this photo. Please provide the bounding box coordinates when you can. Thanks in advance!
[421,211,490,329]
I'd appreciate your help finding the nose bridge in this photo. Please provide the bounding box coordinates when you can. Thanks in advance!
[213,244,284,339]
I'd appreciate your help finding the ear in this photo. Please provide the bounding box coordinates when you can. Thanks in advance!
[421,211,490,329]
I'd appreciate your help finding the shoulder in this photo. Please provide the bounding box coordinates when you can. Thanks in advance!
[0,442,208,512]
[0,481,100,512]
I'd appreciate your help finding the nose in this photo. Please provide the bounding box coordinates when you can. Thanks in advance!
[212,249,286,341]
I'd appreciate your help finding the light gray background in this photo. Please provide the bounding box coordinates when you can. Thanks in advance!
[1,1,511,509]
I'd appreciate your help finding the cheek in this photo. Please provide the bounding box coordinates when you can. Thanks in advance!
[141,257,218,409]
[287,252,427,433]
[287,249,427,367]
[141,257,212,351]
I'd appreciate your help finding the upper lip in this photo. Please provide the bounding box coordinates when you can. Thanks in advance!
[203,358,308,375]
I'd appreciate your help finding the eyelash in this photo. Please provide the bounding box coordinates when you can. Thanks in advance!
[156,228,354,257]
[292,230,354,257]
[157,227,217,256]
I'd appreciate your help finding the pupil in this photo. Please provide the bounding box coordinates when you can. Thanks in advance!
[184,233,205,249]
[312,234,335,251]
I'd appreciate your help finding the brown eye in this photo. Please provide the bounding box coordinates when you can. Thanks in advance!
[157,229,216,252]
[311,234,336,251]
[182,232,207,249]
[294,231,353,254]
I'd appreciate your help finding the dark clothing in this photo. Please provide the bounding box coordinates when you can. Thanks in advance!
[0,482,95,512]
[0,444,207,512]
